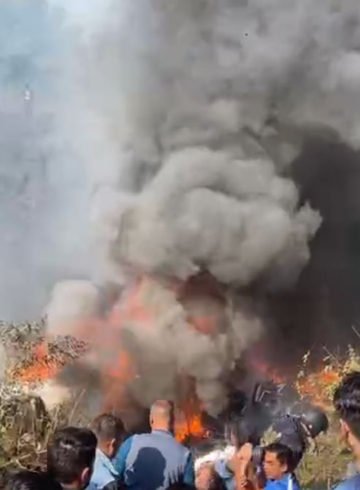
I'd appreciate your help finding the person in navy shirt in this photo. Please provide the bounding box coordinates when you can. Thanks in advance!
[262,443,299,490]
[333,372,360,490]
[113,400,194,490]
[88,414,126,490]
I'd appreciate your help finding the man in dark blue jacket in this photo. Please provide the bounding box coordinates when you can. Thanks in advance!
[270,403,329,469]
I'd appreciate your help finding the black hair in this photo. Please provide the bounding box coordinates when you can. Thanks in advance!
[334,371,360,440]
[47,427,97,485]
[4,471,61,490]
[265,442,294,471]
[225,413,260,449]
[208,470,227,490]
[90,413,125,442]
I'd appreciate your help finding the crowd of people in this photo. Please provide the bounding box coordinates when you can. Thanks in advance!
[4,371,360,490]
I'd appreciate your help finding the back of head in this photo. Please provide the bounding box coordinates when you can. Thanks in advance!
[265,442,294,472]
[334,371,360,440]
[47,427,97,487]
[150,400,174,431]
[195,463,227,490]
[225,413,260,448]
[91,413,125,443]
[4,471,61,490]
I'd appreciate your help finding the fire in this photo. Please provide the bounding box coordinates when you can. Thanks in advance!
[296,365,341,407]
[11,341,67,383]
[174,395,207,442]
[175,411,205,442]
[8,274,256,433]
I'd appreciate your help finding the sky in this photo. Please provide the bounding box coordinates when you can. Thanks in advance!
[48,0,109,29]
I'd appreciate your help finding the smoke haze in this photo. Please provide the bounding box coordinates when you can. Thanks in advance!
[5,0,360,411]
[0,0,96,321]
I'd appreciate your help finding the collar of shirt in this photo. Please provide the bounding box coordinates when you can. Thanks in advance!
[271,474,292,482]
[267,473,294,488]
[96,448,119,477]
[151,429,172,436]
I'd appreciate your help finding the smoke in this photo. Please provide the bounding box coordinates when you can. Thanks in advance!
[82,0,360,291]
[82,0,335,290]
[10,0,360,412]
[0,0,98,321]
[45,0,360,413]
[112,148,320,287]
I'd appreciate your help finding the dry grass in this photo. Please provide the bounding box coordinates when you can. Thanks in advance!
[0,391,92,486]
[294,346,360,488]
[296,427,351,489]
[0,321,90,485]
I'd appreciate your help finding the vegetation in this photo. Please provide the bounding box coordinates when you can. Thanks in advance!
[295,346,360,489]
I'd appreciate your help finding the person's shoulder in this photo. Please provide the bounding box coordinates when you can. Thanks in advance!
[90,467,114,489]
[122,434,136,446]
[174,438,191,455]
[114,435,135,462]
[334,474,360,490]
[265,475,296,490]
[157,433,190,457]
[151,431,187,448]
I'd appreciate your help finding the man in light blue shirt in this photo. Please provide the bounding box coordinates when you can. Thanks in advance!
[89,414,126,490]
[333,372,360,490]
[263,443,300,490]
[113,400,195,490]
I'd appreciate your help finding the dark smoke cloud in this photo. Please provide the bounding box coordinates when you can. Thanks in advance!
[266,139,360,361]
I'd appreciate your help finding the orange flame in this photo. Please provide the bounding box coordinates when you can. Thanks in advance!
[175,411,205,442]
[11,275,224,432]
[15,341,66,383]
[174,393,206,442]
[296,366,340,407]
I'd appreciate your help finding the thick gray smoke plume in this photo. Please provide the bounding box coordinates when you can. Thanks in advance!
[15,0,360,413]
[85,0,334,289]
[82,0,360,290]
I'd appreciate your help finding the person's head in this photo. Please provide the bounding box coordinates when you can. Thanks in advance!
[334,371,360,455]
[47,427,97,490]
[195,464,226,490]
[292,402,329,439]
[4,471,61,490]
[90,413,125,458]
[225,414,259,449]
[263,443,294,480]
[149,399,174,432]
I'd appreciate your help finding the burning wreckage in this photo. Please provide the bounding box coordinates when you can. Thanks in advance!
[0,302,327,466]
